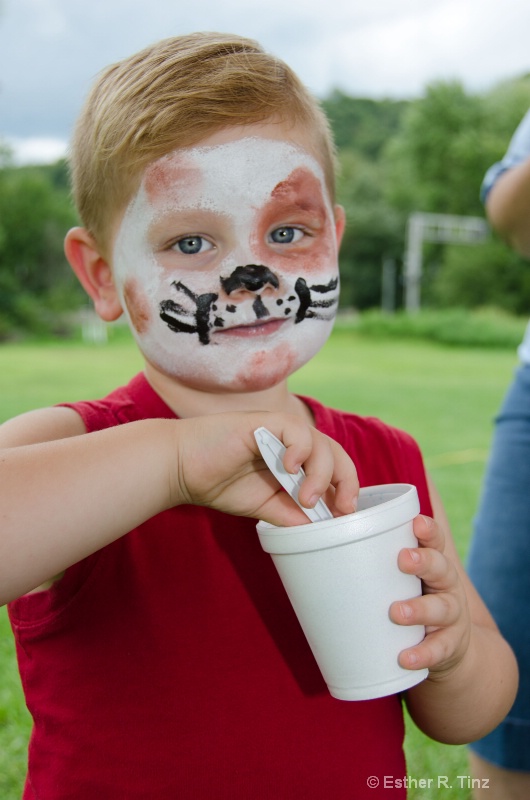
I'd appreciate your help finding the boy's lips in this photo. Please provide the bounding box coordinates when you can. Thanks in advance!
[213,317,287,338]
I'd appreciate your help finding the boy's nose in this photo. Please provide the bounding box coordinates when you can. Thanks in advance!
[220,265,280,295]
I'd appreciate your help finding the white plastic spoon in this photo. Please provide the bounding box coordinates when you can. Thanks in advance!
[254,427,333,523]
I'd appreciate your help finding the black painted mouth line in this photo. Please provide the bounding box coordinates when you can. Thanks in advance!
[214,317,287,333]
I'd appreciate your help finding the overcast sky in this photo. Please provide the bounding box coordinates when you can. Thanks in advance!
[1,0,529,164]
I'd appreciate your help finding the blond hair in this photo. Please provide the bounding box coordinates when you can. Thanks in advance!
[69,32,337,252]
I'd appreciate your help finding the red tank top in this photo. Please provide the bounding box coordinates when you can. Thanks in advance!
[9,373,433,799]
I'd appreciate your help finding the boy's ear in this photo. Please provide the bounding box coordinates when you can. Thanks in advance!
[64,227,123,322]
[334,205,346,249]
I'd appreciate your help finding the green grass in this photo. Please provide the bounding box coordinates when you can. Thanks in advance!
[0,329,517,798]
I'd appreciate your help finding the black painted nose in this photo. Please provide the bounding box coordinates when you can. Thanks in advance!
[220,265,280,295]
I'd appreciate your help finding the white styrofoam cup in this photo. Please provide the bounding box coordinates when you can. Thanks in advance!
[256,483,428,700]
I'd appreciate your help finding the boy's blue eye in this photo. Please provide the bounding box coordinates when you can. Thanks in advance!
[270,226,303,244]
[175,236,212,255]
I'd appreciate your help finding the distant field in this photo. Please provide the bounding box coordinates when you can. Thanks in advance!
[0,329,517,798]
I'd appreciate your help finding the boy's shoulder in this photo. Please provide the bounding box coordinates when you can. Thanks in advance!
[0,405,86,447]
[58,372,175,432]
[0,373,168,448]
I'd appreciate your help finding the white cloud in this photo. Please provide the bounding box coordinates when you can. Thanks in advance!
[7,137,68,165]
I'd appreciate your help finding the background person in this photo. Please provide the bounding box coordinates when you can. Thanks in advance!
[467,110,530,799]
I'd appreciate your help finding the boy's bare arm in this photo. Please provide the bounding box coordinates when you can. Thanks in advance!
[0,408,358,605]
[0,409,183,603]
[486,157,530,258]
[396,478,518,744]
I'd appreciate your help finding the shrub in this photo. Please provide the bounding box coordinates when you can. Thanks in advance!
[338,307,527,349]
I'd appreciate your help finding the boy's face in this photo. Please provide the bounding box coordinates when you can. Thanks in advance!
[112,122,344,393]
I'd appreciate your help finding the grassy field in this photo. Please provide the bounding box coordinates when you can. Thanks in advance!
[0,328,517,798]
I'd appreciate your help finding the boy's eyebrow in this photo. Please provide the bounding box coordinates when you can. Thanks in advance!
[143,160,202,204]
[261,196,328,224]
[146,208,232,236]
[271,198,326,215]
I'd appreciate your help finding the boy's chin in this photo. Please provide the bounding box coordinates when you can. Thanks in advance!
[149,363,294,394]
[138,327,332,394]
[143,351,303,395]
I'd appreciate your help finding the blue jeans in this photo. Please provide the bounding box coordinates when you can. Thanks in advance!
[467,365,530,770]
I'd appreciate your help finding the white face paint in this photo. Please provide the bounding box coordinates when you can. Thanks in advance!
[112,132,341,392]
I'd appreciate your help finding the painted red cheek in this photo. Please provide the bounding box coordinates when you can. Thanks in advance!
[123,278,152,334]
[234,345,297,390]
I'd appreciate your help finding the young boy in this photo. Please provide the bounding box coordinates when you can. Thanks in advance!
[0,33,517,799]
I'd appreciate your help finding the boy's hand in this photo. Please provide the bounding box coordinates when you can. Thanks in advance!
[170,412,358,526]
[389,515,471,676]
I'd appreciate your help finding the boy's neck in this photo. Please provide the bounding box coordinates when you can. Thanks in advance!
[143,362,315,424]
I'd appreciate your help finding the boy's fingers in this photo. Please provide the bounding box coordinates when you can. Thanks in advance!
[278,424,315,474]
[398,629,456,671]
[255,490,317,528]
[329,440,359,513]
[413,514,445,552]
[295,433,335,508]
[397,546,458,591]
[248,417,357,516]
[390,591,460,628]
[297,433,358,513]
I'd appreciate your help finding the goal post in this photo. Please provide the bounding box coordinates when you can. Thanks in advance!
[403,212,489,312]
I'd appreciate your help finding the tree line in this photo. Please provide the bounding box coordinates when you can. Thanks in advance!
[2,73,530,337]
[323,74,530,313]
